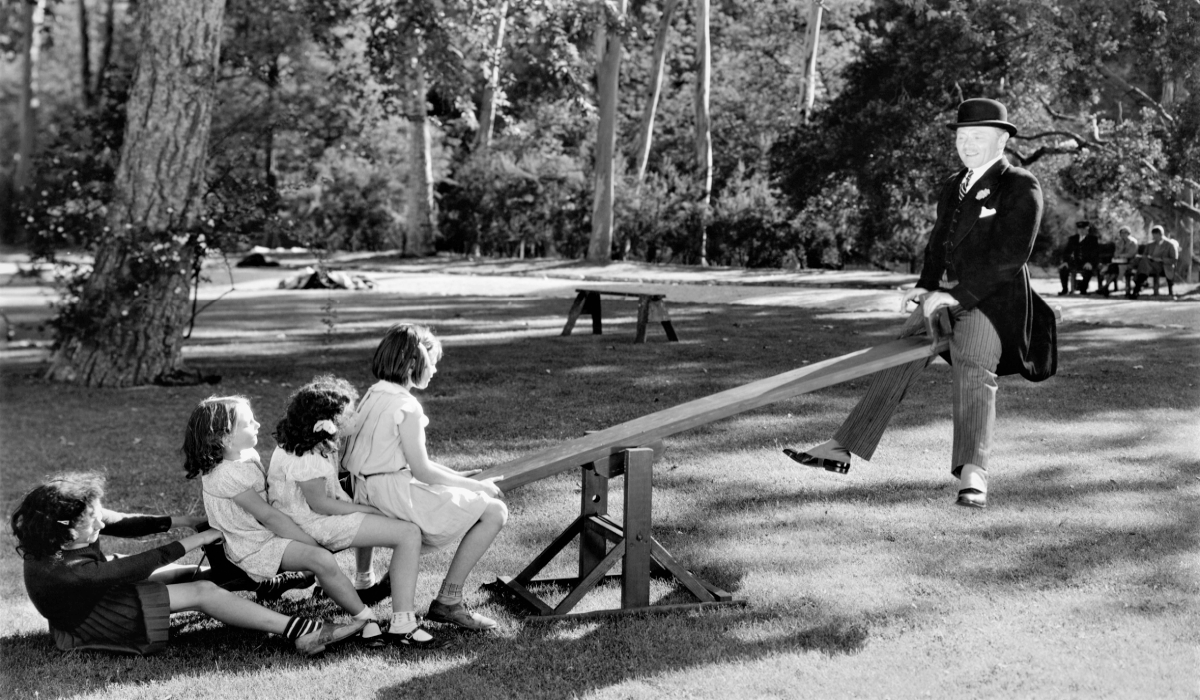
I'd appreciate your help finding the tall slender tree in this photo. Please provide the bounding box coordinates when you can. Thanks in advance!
[693,0,712,266]
[633,0,680,185]
[475,0,510,151]
[587,0,628,262]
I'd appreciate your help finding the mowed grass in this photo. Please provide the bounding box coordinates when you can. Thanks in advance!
[1,289,1198,699]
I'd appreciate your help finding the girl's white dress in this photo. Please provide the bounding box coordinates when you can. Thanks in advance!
[200,449,291,581]
[267,446,365,551]
[341,381,488,552]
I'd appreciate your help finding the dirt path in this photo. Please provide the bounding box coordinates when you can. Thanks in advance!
[2,254,1197,358]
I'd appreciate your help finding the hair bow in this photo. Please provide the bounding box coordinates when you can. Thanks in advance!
[313,419,338,435]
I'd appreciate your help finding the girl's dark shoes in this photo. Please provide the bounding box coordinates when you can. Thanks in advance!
[256,572,317,602]
[426,600,498,630]
[361,621,445,649]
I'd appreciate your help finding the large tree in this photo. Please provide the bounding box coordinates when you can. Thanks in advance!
[45,0,227,386]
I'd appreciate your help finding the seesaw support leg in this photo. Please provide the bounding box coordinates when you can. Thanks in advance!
[484,447,745,620]
[622,448,652,608]
[580,460,608,576]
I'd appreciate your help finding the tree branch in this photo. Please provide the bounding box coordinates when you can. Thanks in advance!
[1006,144,1081,166]
[1095,62,1175,125]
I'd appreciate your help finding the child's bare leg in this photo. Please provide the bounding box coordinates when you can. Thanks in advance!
[167,580,287,634]
[349,516,436,643]
[349,516,421,612]
[147,563,204,584]
[168,580,365,654]
[441,498,508,596]
[279,541,367,615]
[354,547,375,585]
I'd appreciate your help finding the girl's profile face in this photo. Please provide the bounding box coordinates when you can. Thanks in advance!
[64,499,104,549]
[414,352,438,390]
[224,403,260,454]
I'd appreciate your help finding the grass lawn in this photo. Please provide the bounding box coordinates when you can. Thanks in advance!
[1,285,1198,699]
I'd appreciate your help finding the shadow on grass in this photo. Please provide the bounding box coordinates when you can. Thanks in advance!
[374,607,868,700]
[0,596,867,699]
[2,293,1198,698]
[0,610,341,697]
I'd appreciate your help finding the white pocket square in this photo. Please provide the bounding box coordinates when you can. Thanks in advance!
[979,206,997,218]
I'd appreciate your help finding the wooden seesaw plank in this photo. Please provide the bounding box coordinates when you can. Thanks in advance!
[474,334,948,491]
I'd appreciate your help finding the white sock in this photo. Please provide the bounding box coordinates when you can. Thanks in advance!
[353,606,381,638]
[353,570,375,589]
[959,463,988,493]
[389,611,431,642]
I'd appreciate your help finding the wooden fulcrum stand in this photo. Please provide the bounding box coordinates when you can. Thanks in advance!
[486,446,744,621]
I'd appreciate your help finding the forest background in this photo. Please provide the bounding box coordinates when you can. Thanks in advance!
[0,0,1198,387]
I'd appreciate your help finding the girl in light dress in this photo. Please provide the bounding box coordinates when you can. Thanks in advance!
[268,376,440,647]
[11,472,359,657]
[182,395,382,644]
[342,323,507,630]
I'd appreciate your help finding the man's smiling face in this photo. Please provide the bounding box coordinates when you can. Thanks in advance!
[955,125,1007,171]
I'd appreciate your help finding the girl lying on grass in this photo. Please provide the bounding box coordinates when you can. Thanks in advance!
[342,323,508,631]
[182,395,382,646]
[11,472,358,656]
[268,375,440,648]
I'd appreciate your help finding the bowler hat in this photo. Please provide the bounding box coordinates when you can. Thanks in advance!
[946,98,1018,136]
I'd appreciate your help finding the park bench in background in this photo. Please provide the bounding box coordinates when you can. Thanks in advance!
[561,288,679,343]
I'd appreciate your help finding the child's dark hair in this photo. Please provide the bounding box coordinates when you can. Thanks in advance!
[274,375,359,456]
[11,473,106,559]
[372,323,442,385]
[182,395,248,479]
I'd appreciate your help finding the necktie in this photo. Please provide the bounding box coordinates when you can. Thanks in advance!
[958,170,973,200]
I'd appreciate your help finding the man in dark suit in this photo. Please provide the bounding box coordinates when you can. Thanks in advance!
[784,98,1058,509]
[1058,221,1102,295]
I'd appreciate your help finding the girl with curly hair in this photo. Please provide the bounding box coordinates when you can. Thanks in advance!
[11,472,360,656]
[267,375,437,648]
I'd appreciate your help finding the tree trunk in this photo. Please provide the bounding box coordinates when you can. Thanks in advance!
[475,0,509,151]
[1187,188,1195,282]
[798,0,823,122]
[405,42,436,256]
[265,55,279,191]
[14,0,45,195]
[78,0,94,107]
[93,0,116,98]
[694,0,712,266]
[45,0,228,387]
[633,0,679,185]
[588,0,628,263]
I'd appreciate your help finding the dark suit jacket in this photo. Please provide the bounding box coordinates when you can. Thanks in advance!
[915,158,1057,381]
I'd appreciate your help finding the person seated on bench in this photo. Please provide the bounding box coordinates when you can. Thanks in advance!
[1058,220,1101,295]
[1099,226,1139,296]
[784,98,1057,510]
[1130,225,1178,299]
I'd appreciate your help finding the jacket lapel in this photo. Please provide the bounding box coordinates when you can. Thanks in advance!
[950,158,1008,249]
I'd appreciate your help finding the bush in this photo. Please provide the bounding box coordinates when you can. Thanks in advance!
[439,148,591,258]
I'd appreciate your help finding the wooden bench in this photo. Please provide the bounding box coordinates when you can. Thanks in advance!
[561,288,679,343]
